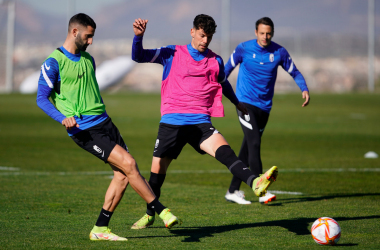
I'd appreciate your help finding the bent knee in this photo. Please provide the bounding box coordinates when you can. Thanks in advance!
[120,157,139,175]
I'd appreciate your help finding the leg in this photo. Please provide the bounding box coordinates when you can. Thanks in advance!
[229,105,269,193]
[228,136,248,193]
[146,156,173,216]
[107,144,156,204]
[103,166,129,212]
[132,123,186,229]
[93,167,129,230]
[200,132,277,197]
[200,133,257,187]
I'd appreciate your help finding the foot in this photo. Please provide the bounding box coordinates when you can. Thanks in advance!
[159,208,181,229]
[259,191,276,204]
[225,190,251,204]
[252,166,278,197]
[131,214,155,230]
[89,226,128,241]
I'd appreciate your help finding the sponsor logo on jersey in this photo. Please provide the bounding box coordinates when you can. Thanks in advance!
[44,62,50,70]
[78,72,85,79]
[93,145,102,153]
[269,53,274,62]
[155,139,159,149]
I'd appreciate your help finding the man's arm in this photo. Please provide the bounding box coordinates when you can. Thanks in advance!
[36,58,79,129]
[216,56,247,114]
[280,48,310,107]
[224,43,244,78]
[132,18,175,66]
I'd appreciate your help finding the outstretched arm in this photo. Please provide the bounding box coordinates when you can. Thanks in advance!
[131,18,174,65]
[280,48,310,107]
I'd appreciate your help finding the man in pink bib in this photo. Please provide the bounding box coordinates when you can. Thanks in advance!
[130,14,279,229]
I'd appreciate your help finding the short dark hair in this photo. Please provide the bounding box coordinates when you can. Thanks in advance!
[193,14,217,35]
[256,17,274,32]
[68,13,96,31]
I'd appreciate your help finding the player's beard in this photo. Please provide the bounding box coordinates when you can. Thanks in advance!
[75,34,88,52]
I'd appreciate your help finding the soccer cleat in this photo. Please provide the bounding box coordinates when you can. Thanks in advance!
[131,214,155,230]
[159,208,181,229]
[89,226,128,241]
[259,191,276,204]
[225,190,252,204]
[252,166,278,197]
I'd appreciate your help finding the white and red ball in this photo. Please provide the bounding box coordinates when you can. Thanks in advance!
[311,217,341,245]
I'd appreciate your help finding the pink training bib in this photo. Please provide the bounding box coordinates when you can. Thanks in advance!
[160,45,224,117]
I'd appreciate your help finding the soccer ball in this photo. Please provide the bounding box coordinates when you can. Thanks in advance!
[311,217,341,245]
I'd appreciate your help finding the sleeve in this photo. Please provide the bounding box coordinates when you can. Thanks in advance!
[224,43,244,78]
[216,55,239,105]
[132,35,175,66]
[280,48,309,92]
[36,58,67,123]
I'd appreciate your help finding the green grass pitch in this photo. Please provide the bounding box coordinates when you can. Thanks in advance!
[0,93,379,249]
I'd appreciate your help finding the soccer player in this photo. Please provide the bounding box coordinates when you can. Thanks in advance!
[36,13,180,241]
[130,14,278,229]
[224,17,310,205]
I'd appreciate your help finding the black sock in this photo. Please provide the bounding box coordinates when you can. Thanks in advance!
[215,145,257,188]
[146,173,166,216]
[148,197,166,215]
[95,208,113,227]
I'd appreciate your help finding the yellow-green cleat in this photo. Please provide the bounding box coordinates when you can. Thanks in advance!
[252,166,278,197]
[159,208,181,229]
[131,214,155,230]
[89,226,128,241]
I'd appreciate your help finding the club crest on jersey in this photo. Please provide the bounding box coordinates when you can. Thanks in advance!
[253,54,256,58]
[93,145,102,153]
[269,54,274,62]
[155,139,159,149]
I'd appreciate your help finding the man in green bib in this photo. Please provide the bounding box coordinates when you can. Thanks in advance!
[36,13,180,241]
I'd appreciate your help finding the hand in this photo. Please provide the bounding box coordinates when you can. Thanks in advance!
[302,91,310,107]
[133,18,148,36]
[62,117,79,130]
[236,102,248,115]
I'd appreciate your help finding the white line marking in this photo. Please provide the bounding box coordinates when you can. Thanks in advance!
[270,190,303,195]
[0,166,20,171]
[1,168,380,176]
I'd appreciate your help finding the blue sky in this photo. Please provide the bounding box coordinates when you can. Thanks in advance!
[18,0,123,16]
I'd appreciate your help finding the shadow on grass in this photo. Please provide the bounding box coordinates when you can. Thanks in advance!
[270,192,380,205]
[129,215,378,244]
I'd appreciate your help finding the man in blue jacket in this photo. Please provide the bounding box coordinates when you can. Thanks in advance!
[224,17,310,205]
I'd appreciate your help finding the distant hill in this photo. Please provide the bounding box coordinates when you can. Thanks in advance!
[12,0,379,45]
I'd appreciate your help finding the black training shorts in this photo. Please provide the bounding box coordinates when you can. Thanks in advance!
[70,117,128,163]
[153,122,220,159]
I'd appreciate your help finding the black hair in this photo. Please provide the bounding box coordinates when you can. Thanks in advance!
[255,17,274,32]
[68,13,96,31]
[193,14,217,35]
